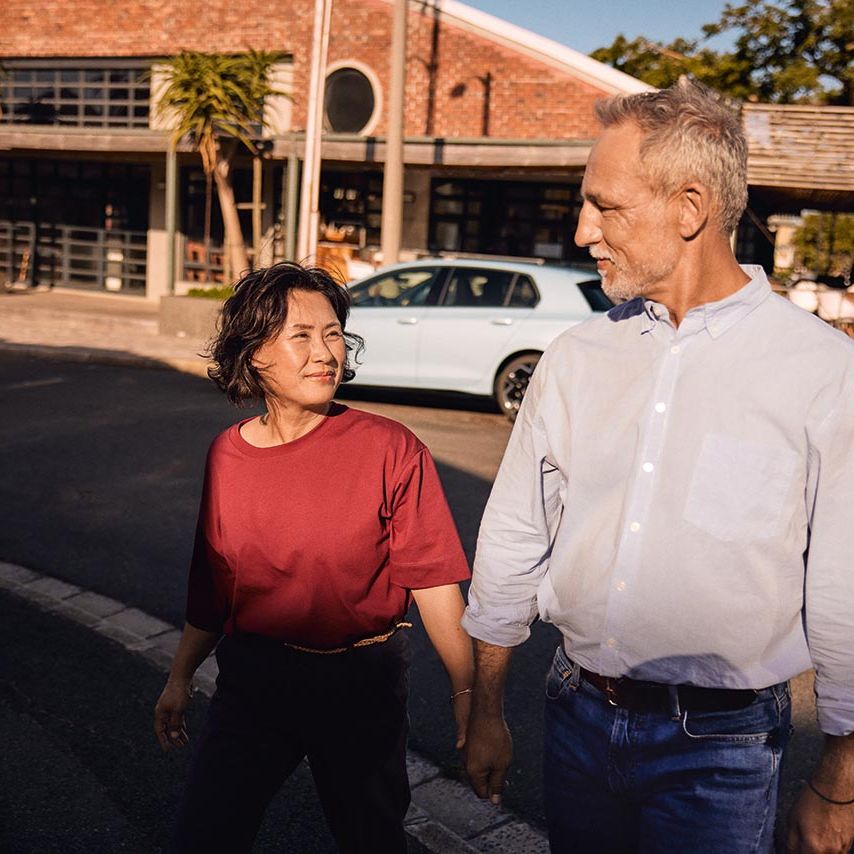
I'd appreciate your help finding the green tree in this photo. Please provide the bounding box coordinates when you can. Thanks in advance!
[592,0,854,105]
[156,50,284,281]
[793,213,854,277]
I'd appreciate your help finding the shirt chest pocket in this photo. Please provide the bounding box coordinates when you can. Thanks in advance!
[683,433,799,543]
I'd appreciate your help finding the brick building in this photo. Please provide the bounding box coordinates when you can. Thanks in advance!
[0,0,653,296]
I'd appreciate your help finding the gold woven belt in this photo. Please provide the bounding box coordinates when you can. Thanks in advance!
[281,621,412,655]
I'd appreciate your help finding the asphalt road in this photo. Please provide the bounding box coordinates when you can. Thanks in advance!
[0,352,558,833]
[0,352,829,847]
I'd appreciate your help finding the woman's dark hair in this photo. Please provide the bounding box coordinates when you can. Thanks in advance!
[207,261,365,406]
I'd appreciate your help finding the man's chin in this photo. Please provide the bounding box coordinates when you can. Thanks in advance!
[602,278,642,304]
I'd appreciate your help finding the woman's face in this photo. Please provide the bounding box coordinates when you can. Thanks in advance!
[253,289,346,412]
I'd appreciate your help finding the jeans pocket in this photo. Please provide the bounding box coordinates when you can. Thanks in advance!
[545,646,574,701]
[681,697,778,744]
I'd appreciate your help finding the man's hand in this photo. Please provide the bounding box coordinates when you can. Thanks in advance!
[785,786,854,853]
[787,734,854,853]
[464,711,513,804]
[154,678,193,752]
[464,639,515,803]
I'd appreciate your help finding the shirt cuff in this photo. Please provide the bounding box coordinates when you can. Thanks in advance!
[815,678,854,736]
[461,602,537,648]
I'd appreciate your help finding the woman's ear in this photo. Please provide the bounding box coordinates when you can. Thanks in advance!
[677,183,710,240]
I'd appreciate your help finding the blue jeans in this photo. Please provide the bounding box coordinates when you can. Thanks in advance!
[543,644,791,854]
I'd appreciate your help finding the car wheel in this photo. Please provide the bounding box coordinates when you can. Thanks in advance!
[494,353,541,420]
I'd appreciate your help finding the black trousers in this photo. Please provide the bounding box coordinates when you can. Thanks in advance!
[171,630,411,854]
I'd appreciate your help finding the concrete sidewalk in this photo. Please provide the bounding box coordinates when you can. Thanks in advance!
[0,288,209,376]
[0,287,549,852]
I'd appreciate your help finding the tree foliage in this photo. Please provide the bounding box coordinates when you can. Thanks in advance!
[591,0,854,105]
[156,50,285,279]
[793,213,854,277]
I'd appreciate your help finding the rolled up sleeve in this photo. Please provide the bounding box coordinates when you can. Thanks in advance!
[806,385,854,735]
[462,352,563,647]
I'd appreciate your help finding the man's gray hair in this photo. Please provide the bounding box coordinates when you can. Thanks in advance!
[594,79,747,234]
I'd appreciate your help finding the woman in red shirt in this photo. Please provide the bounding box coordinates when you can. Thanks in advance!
[154,262,473,853]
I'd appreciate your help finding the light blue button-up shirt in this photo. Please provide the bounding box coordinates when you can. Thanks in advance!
[462,267,854,735]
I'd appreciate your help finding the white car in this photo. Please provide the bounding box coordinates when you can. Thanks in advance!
[346,258,611,418]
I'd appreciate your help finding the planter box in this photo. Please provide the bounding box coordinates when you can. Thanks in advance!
[159,295,222,340]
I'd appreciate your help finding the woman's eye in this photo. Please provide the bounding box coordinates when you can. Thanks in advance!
[326,330,342,339]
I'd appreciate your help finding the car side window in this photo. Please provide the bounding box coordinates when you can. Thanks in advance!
[349,268,442,307]
[507,274,539,307]
[442,268,515,307]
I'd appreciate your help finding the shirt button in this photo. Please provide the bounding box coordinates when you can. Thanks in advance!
[642,462,654,473]
[671,345,680,354]
[607,638,616,647]
[655,402,666,413]
[630,521,641,532]
[616,581,626,592]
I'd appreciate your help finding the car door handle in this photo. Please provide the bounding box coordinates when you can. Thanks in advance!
[397,317,418,325]
[489,318,514,326]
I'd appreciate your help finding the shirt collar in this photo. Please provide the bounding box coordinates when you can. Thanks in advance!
[642,265,772,339]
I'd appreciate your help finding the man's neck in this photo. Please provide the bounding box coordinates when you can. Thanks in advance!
[647,238,751,328]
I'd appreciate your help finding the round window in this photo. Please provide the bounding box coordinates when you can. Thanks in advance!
[324,67,376,134]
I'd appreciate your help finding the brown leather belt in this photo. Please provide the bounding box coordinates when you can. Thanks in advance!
[579,666,758,713]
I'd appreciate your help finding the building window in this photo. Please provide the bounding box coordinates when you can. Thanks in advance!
[0,60,151,129]
[324,65,378,134]
[429,178,587,263]
[319,170,383,246]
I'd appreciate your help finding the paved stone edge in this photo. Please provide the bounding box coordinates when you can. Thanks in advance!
[0,561,548,853]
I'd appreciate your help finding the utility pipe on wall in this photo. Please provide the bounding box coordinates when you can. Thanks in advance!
[297,0,333,263]
[381,0,407,266]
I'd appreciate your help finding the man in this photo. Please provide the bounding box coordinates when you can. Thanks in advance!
[462,79,854,853]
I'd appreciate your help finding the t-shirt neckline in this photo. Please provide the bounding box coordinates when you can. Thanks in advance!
[228,402,349,457]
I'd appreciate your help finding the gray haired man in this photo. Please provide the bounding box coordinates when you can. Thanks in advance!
[463,80,854,853]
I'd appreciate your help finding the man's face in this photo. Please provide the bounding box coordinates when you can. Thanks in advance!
[574,122,682,304]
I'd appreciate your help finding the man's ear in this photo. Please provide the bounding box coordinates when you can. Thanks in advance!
[677,183,710,240]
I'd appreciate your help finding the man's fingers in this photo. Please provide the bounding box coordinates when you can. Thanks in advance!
[467,766,491,800]
[488,768,505,805]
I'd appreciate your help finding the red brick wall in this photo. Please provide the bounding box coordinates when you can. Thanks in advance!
[1,0,608,139]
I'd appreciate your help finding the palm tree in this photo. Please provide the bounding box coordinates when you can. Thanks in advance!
[156,50,284,281]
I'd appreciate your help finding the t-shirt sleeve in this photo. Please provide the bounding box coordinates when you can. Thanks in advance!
[185,452,232,633]
[387,447,471,589]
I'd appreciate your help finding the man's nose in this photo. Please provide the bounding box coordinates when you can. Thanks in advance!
[574,201,601,247]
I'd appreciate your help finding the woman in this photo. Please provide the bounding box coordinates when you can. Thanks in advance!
[154,262,473,853]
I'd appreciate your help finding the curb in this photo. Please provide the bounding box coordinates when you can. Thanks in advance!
[0,561,548,854]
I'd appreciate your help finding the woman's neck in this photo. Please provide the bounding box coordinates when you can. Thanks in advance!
[245,401,331,447]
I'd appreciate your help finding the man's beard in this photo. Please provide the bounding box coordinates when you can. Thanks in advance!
[600,255,677,304]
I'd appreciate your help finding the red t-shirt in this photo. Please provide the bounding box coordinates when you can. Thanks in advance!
[186,404,470,648]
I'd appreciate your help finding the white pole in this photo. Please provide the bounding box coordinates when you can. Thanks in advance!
[381,0,407,266]
[297,0,333,263]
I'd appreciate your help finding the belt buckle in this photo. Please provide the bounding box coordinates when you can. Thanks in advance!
[604,677,620,707]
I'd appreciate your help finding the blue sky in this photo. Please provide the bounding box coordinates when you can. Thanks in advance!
[459,1,735,54]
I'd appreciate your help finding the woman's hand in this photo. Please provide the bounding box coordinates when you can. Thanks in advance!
[411,584,475,752]
[152,623,221,752]
[154,678,193,751]
[452,688,472,749]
